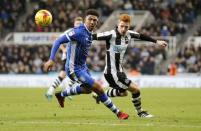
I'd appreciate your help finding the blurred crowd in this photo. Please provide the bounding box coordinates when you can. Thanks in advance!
[174,44,201,73]
[0,44,51,74]
[16,0,200,37]
[132,0,200,36]
[0,0,25,37]
[1,43,199,74]
[194,26,201,36]
[1,0,200,36]
[0,43,166,74]
[18,0,116,32]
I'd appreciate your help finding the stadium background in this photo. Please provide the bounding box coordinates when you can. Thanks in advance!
[0,0,201,131]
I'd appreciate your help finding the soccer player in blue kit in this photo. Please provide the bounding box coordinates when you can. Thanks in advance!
[44,9,129,120]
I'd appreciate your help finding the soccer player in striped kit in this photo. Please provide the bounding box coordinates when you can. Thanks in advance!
[44,9,129,120]
[92,13,167,118]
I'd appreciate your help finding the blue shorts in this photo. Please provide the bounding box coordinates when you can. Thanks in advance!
[66,68,95,88]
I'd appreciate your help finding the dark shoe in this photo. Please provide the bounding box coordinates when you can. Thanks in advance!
[55,92,65,108]
[138,111,153,118]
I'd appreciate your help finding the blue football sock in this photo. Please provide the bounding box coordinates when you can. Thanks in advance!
[99,93,119,114]
[61,85,82,97]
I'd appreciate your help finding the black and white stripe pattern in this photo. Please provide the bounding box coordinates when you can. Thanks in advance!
[132,92,143,113]
[51,77,62,89]
[106,88,121,97]
[93,29,140,74]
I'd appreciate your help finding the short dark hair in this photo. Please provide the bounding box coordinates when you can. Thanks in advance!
[85,9,99,18]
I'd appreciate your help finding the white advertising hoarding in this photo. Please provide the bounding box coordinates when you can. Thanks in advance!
[0,74,200,88]
[13,32,62,44]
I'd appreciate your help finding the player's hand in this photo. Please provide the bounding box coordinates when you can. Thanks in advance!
[156,40,168,47]
[44,59,54,72]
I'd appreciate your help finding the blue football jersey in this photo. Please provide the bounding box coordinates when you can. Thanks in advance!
[49,24,92,74]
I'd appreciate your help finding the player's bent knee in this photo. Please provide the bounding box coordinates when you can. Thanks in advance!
[80,84,92,94]
[121,91,128,96]
[91,82,104,95]
[83,89,92,94]
[59,71,66,79]
[128,83,140,93]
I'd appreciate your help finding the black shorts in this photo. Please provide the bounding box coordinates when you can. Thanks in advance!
[61,59,66,71]
[104,72,131,90]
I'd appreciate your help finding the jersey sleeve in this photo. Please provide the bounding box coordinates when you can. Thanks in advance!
[49,34,69,60]
[129,30,157,43]
[65,28,79,42]
[129,30,141,39]
[92,31,112,41]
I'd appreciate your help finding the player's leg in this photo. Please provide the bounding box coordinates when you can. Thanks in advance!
[57,69,129,119]
[55,83,92,107]
[113,72,153,118]
[92,73,128,104]
[45,59,67,100]
[104,73,128,97]
[105,72,153,118]
[45,70,66,101]
[55,69,102,108]
[91,81,129,119]
[86,70,126,116]
[54,71,93,107]
[86,69,128,119]
[127,81,153,118]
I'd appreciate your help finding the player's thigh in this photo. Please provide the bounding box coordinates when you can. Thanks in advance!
[75,69,95,88]
[127,82,140,93]
[104,73,127,91]
[116,72,132,87]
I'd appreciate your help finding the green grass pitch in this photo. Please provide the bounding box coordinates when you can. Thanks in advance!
[0,88,201,131]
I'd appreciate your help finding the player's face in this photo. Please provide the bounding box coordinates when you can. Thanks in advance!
[117,21,130,35]
[85,15,98,31]
[74,20,83,27]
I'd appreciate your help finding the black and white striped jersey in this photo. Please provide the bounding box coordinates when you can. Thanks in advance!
[93,28,156,74]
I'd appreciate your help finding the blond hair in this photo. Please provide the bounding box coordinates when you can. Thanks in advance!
[74,17,83,22]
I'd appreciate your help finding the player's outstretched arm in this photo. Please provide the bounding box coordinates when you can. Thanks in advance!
[130,31,168,48]
[49,35,69,60]
[92,31,112,41]
[44,35,69,72]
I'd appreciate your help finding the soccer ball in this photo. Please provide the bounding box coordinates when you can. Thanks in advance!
[35,9,52,26]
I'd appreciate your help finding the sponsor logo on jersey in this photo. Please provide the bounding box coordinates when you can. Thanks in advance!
[113,45,127,53]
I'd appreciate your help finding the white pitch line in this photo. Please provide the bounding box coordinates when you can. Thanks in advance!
[15,121,201,128]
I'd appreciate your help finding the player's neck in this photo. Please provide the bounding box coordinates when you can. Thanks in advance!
[117,28,126,36]
[84,24,92,33]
